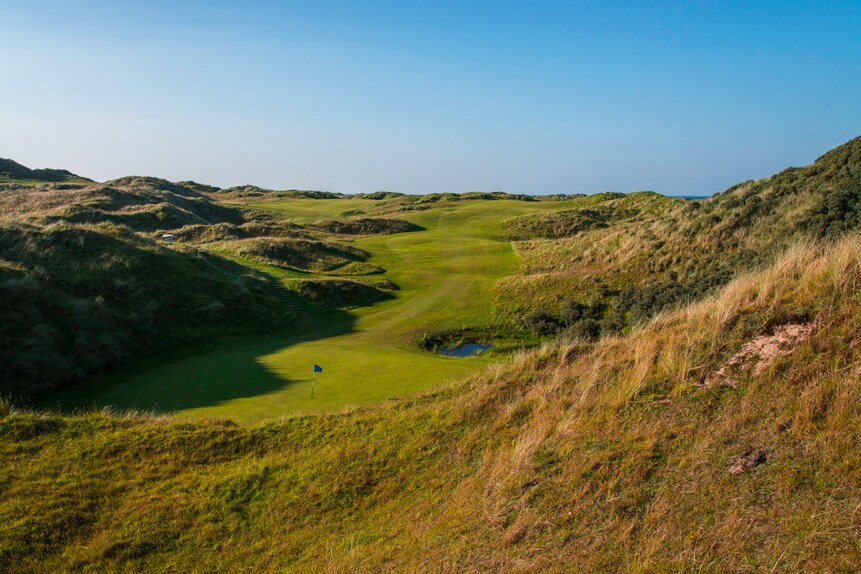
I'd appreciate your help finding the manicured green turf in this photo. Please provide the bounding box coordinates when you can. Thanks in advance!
[46,199,580,422]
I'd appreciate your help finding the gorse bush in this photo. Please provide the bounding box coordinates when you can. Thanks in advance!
[802,185,861,237]
[560,317,600,342]
[517,309,562,336]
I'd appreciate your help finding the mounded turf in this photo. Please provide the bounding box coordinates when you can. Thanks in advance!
[44,198,581,422]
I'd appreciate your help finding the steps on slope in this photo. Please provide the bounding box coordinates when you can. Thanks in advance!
[271,282,304,316]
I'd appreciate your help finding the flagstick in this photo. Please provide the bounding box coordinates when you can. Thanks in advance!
[311,371,315,399]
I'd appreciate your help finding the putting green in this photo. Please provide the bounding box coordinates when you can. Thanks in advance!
[47,198,578,422]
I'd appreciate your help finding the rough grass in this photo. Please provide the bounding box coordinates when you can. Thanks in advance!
[502,191,678,240]
[0,221,292,398]
[3,235,860,572]
[220,236,369,272]
[311,217,424,236]
[0,177,244,231]
[497,136,861,329]
[287,278,395,310]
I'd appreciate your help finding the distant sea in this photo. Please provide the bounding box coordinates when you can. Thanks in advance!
[677,195,711,200]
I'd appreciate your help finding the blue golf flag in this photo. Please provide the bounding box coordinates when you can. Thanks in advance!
[313,364,323,373]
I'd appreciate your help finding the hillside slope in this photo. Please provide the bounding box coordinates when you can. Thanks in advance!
[0,223,291,397]
[2,235,859,572]
[0,157,91,184]
[0,175,432,400]
[0,176,244,231]
[0,178,293,398]
[500,136,861,336]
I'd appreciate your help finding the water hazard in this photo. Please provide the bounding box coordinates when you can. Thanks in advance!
[440,343,493,357]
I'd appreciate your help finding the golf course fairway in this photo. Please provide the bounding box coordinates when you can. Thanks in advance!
[46,198,578,422]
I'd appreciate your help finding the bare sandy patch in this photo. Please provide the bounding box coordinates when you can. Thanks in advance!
[705,322,815,387]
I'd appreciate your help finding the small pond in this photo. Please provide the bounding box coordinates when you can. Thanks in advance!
[440,343,494,357]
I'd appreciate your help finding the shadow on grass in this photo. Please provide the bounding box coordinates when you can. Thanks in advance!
[36,299,357,415]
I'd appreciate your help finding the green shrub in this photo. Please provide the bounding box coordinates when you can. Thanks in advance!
[561,318,601,342]
[313,218,423,236]
[518,309,562,336]
[560,300,587,324]
[229,237,367,272]
[290,279,394,310]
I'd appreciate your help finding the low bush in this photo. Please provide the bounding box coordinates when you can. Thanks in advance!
[227,237,368,272]
[560,318,600,342]
[313,218,424,236]
[517,309,562,336]
[289,279,394,310]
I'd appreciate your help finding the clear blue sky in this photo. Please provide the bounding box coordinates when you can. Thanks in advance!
[1,1,859,196]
